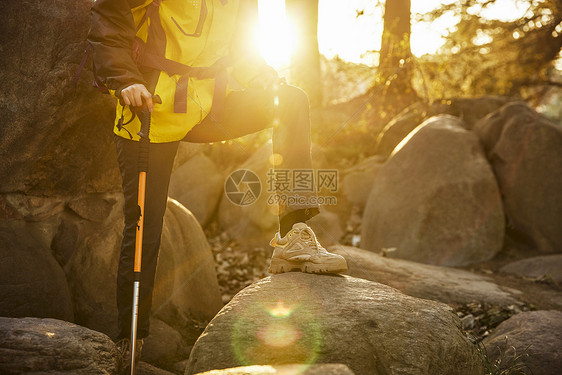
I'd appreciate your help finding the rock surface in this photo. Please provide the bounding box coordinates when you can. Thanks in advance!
[186,273,482,375]
[136,361,177,375]
[474,102,562,253]
[192,364,355,375]
[331,246,521,306]
[373,102,427,158]
[65,197,223,341]
[0,0,120,196]
[362,115,505,266]
[500,255,562,284]
[0,219,74,321]
[341,155,384,207]
[0,317,118,374]
[218,143,279,248]
[444,96,513,130]
[483,310,562,375]
[169,153,225,226]
[372,97,511,158]
[143,318,190,371]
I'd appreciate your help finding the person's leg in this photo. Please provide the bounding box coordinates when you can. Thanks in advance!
[184,84,346,274]
[270,85,320,235]
[184,84,319,234]
[114,135,179,340]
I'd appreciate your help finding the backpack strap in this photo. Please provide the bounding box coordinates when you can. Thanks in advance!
[133,0,231,118]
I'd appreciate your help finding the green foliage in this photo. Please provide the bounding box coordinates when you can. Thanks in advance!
[414,0,562,100]
[476,336,533,375]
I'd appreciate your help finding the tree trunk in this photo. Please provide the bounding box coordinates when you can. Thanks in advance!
[380,0,412,74]
[376,0,417,120]
[286,0,323,107]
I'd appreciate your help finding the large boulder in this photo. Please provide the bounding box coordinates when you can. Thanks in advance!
[153,199,224,343]
[64,196,223,341]
[341,155,384,207]
[218,143,280,248]
[474,102,562,253]
[169,153,225,226]
[0,196,73,321]
[185,273,482,375]
[0,317,118,375]
[483,310,562,375]
[0,0,120,196]
[443,96,513,130]
[500,254,562,284]
[331,246,521,306]
[143,318,190,372]
[361,115,505,266]
[373,97,513,159]
[373,102,428,158]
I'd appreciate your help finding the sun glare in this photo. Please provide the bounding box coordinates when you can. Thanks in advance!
[257,0,296,71]
[257,0,530,67]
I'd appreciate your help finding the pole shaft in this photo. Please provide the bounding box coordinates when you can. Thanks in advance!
[130,279,140,374]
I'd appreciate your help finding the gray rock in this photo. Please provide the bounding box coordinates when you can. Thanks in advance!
[218,143,279,248]
[67,194,119,223]
[373,97,511,159]
[0,221,74,321]
[185,273,482,375]
[474,102,562,253]
[1,194,66,221]
[374,102,428,158]
[330,246,521,306]
[155,199,224,340]
[142,318,189,370]
[500,254,562,284]
[136,361,177,375]
[483,310,562,375]
[0,0,120,196]
[65,197,223,341]
[173,143,208,172]
[362,115,505,266]
[0,317,118,374]
[169,153,225,226]
[192,364,355,375]
[444,96,513,130]
[341,155,384,207]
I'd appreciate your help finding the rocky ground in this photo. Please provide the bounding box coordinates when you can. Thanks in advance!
[206,212,560,347]
[205,219,273,304]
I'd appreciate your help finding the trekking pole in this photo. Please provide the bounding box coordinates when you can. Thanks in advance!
[129,95,161,375]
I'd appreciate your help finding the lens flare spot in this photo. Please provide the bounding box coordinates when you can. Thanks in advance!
[268,300,295,318]
[274,96,280,107]
[269,153,283,166]
[257,322,302,348]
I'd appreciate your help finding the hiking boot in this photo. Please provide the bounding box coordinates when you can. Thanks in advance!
[115,338,143,373]
[268,222,348,274]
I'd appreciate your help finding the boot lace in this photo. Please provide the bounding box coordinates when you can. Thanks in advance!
[299,227,327,253]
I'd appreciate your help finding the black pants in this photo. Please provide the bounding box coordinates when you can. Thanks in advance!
[115,84,319,339]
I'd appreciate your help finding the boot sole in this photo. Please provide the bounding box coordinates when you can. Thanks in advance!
[268,258,348,275]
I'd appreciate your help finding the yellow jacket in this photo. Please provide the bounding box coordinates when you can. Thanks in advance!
[89,0,273,143]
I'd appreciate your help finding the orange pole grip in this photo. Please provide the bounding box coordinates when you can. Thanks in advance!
[134,171,147,273]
